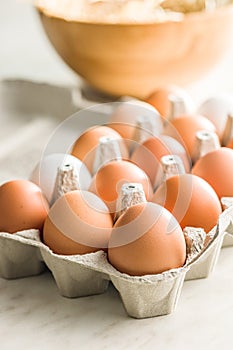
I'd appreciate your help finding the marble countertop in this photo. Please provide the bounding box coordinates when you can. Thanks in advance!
[1,1,233,349]
[1,251,233,350]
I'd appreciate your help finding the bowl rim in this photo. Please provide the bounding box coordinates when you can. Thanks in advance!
[36,3,233,27]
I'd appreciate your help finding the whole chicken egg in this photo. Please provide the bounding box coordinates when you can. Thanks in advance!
[0,180,49,233]
[108,100,163,142]
[153,174,222,233]
[43,190,113,255]
[108,202,186,276]
[198,95,233,140]
[71,125,128,173]
[89,160,153,216]
[165,115,216,159]
[131,135,190,187]
[144,86,194,119]
[227,139,233,149]
[192,147,233,198]
[30,153,91,205]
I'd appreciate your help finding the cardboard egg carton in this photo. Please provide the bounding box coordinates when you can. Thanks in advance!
[184,199,233,280]
[2,79,233,318]
[0,230,45,279]
[0,205,232,319]
[221,198,233,247]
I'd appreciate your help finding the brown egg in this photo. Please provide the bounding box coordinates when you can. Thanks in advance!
[227,139,233,149]
[43,190,113,255]
[108,202,186,276]
[153,174,222,233]
[192,147,233,198]
[131,135,190,186]
[165,114,216,159]
[89,160,153,216]
[71,125,128,173]
[144,86,194,119]
[108,122,135,142]
[0,180,49,234]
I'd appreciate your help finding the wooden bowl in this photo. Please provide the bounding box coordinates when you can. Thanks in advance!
[37,6,233,99]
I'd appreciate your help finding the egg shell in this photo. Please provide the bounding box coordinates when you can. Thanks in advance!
[192,147,233,198]
[43,190,113,255]
[227,139,233,149]
[108,202,186,276]
[144,86,194,119]
[71,125,129,173]
[131,135,191,186]
[198,96,233,139]
[89,160,153,216]
[152,174,222,233]
[108,100,163,141]
[0,180,49,234]
[30,153,92,205]
[165,114,216,159]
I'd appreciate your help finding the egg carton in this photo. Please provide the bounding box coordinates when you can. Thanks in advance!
[0,206,233,319]
[221,198,233,248]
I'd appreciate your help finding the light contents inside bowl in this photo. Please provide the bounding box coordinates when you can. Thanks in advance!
[36,0,233,23]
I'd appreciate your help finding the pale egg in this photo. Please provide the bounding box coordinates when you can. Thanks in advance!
[108,100,163,143]
[198,95,233,140]
[30,153,91,205]
[108,202,186,276]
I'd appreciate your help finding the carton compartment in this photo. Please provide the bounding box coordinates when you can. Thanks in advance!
[0,206,232,318]
[110,270,187,319]
[40,249,110,298]
[222,235,233,248]
[185,233,224,280]
[0,230,45,279]
[221,198,233,248]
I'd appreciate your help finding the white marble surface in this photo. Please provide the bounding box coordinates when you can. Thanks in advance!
[1,1,233,349]
[1,248,233,350]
